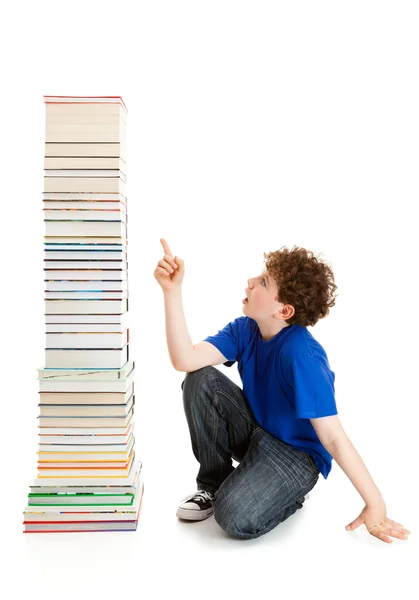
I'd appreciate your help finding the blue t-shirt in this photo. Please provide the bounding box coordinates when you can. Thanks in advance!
[204,316,338,479]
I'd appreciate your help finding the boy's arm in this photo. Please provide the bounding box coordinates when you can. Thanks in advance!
[163,287,195,370]
[311,416,383,506]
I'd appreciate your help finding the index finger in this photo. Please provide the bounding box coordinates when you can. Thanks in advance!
[160,238,173,257]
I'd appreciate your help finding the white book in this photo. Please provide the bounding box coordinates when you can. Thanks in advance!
[38,375,135,394]
[45,268,127,278]
[44,252,127,260]
[45,123,126,134]
[45,237,126,244]
[45,299,128,314]
[44,268,128,281]
[44,170,127,183]
[45,243,126,250]
[45,312,129,324]
[38,368,134,393]
[43,191,127,201]
[45,131,126,143]
[45,114,127,125]
[45,280,128,291]
[45,106,126,117]
[45,330,128,349]
[44,157,126,170]
[38,411,133,433]
[45,221,126,237]
[38,359,133,378]
[45,344,128,368]
[38,430,134,446]
[45,323,128,332]
[43,200,127,210]
[39,385,133,405]
[45,291,128,300]
[38,395,134,418]
[44,177,126,193]
[38,383,134,403]
[38,406,134,428]
[44,210,127,222]
[38,437,133,453]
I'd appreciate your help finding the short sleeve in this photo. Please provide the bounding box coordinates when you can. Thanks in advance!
[288,352,338,419]
[203,317,243,367]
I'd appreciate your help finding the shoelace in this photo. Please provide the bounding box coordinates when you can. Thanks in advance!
[183,490,215,502]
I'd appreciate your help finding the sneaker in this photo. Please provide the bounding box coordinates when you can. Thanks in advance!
[176,489,216,521]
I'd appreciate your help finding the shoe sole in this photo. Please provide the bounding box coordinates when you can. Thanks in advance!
[176,507,213,521]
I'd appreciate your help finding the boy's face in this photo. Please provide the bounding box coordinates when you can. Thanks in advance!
[243,269,292,323]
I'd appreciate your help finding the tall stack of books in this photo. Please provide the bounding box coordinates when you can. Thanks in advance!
[23,96,144,533]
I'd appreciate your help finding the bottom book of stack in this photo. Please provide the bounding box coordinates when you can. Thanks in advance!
[23,460,143,533]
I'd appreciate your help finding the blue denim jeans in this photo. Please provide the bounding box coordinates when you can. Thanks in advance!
[181,366,320,539]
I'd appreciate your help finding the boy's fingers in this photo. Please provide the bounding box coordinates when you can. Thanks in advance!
[160,238,173,257]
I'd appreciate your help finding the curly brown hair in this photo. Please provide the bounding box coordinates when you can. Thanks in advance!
[263,246,338,327]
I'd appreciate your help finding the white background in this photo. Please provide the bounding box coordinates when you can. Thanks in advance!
[1,1,417,597]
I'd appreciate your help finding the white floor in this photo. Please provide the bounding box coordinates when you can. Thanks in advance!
[10,367,417,600]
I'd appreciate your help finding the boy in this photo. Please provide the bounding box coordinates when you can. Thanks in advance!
[154,238,410,543]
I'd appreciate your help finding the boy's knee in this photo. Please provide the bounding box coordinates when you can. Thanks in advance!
[181,366,214,391]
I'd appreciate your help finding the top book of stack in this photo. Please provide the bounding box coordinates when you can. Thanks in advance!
[44,96,127,165]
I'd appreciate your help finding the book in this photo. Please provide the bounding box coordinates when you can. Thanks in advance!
[45,330,128,349]
[38,359,133,377]
[44,269,128,279]
[45,114,126,125]
[38,435,135,461]
[38,458,133,469]
[39,385,133,409]
[45,251,127,260]
[45,345,129,369]
[39,431,133,446]
[27,493,135,506]
[44,210,127,222]
[38,376,135,394]
[45,298,128,314]
[45,323,129,334]
[44,96,127,110]
[45,323,129,333]
[45,131,126,144]
[43,192,127,201]
[45,291,128,300]
[45,237,127,244]
[44,177,126,193]
[39,383,133,405]
[38,422,134,444]
[44,220,127,237]
[45,169,126,181]
[38,373,135,395]
[38,405,134,429]
[38,435,135,460]
[38,412,134,435]
[38,433,134,453]
[44,242,127,249]
[44,157,126,170]
[44,312,129,324]
[43,200,127,210]
[45,280,128,291]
